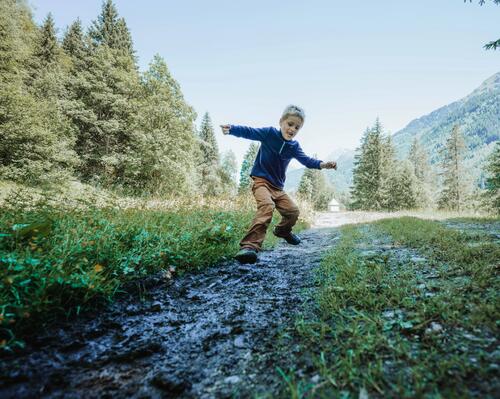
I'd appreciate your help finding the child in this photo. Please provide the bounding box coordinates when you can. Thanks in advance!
[221,105,337,264]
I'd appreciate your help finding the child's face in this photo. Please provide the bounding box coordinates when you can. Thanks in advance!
[279,115,303,141]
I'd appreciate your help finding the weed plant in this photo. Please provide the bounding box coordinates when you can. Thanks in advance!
[0,190,309,350]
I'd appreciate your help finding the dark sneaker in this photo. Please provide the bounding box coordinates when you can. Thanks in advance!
[234,248,258,264]
[273,228,301,245]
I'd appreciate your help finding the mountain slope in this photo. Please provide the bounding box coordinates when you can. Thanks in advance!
[286,72,500,195]
[392,72,500,168]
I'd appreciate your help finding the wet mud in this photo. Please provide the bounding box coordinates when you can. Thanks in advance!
[0,228,337,399]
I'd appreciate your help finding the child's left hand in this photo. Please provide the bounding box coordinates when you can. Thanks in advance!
[220,125,231,135]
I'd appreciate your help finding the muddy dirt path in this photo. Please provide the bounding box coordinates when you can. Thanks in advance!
[1,224,343,399]
[4,211,488,398]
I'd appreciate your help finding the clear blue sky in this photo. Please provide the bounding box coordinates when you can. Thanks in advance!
[30,0,499,166]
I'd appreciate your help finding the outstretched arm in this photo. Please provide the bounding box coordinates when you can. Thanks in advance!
[294,144,337,170]
[220,125,268,141]
[294,145,323,169]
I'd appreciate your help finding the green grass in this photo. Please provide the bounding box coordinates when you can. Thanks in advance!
[284,217,499,398]
[0,199,308,350]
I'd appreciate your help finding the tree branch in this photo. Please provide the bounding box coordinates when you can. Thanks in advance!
[484,38,500,50]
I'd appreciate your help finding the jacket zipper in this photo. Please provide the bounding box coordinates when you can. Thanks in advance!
[279,141,286,154]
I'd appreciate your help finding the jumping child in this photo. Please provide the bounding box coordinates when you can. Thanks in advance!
[221,105,337,264]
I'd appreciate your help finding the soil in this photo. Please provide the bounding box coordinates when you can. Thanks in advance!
[1,212,497,398]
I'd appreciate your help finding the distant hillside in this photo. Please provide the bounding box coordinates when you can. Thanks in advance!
[392,72,500,181]
[286,72,500,194]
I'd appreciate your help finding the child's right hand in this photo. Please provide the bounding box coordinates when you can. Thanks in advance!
[220,124,231,135]
[320,161,337,170]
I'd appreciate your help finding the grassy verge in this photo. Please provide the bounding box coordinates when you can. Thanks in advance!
[0,196,309,351]
[284,217,499,398]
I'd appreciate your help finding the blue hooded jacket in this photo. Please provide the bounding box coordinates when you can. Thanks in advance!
[229,125,322,190]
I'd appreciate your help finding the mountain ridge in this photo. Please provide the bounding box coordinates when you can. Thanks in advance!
[285,72,500,195]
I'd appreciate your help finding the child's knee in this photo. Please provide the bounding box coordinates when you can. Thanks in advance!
[256,202,275,222]
[285,206,300,219]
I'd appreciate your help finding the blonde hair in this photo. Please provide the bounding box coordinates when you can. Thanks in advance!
[281,104,305,122]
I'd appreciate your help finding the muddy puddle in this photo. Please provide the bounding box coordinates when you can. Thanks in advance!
[0,227,337,398]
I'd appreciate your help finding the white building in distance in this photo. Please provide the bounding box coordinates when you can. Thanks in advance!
[328,198,340,212]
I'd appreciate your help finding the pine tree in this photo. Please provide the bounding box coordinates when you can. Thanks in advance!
[219,150,238,195]
[312,170,335,211]
[350,129,369,210]
[62,2,140,184]
[199,113,219,163]
[438,125,470,211]
[0,3,76,184]
[115,18,134,58]
[123,55,197,195]
[298,161,334,210]
[408,137,434,208]
[297,171,314,202]
[88,0,135,60]
[351,120,383,210]
[198,112,223,196]
[377,135,398,210]
[30,13,68,99]
[238,142,260,193]
[62,19,86,61]
[35,13,59,66]
[89,0,119,47]
[392,161,418,210]
[482,141,500,213]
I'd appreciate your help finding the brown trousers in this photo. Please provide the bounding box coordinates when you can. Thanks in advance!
[240,176,300,251]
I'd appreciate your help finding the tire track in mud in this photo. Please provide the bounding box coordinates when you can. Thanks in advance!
[0,228,338,399]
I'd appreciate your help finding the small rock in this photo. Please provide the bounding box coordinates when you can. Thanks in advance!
[224,375,241,384]
[359,387,369,399]
[151,301,162,312]
[111,341,162,362]
[234,336,246,348]
[161,270,173,280]
[151,371,191,394]
[463,333,482,342]
[311,374,320,384]
[425,322,443,335]
[359,250,379,258]
[411,256,426,263]
[125,304,140,315]
[186,292,201,301]
[383,310,395,318]
[231,325,244,335]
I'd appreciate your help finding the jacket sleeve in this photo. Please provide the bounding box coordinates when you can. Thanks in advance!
[229,125,268,142]
[294,144,322,169]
